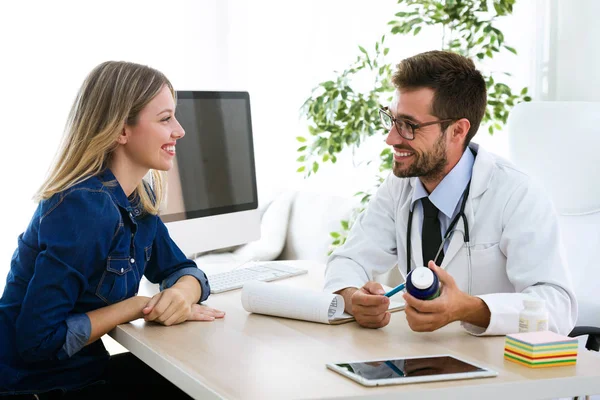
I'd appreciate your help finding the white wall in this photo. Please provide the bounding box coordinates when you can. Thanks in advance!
[542,0,600,101]
[246,0,438,198]
[0,0,539,288]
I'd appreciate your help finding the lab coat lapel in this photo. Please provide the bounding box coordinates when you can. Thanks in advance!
[440,214,467,269]
[440,143,493,269]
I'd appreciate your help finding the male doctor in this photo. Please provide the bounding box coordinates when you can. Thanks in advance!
[324,50,577,336]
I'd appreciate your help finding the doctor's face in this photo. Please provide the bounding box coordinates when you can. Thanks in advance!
[384,88,448,181]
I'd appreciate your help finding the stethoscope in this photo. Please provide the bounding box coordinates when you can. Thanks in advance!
[406,180,473,294]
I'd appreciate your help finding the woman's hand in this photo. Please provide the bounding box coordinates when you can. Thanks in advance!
[142,287,191,326]
[187,304,226,322]
[142,288,224,326]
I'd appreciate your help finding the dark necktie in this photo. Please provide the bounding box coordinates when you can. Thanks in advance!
[421,197,444,266]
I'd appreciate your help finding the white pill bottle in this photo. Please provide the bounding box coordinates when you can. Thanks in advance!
[519,298,549,333]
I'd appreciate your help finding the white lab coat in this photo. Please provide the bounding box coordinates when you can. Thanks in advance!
[324,144,577,336]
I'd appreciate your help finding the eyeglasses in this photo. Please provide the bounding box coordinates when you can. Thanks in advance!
[379,106,456,141]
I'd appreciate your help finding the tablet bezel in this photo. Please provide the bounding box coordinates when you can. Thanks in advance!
[326,354,498,387]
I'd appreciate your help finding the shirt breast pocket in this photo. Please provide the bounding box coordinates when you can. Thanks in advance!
[469,243,510,295]
[96,255,133,305]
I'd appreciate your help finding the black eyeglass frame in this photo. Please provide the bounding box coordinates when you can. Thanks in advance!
[379,106,458,140]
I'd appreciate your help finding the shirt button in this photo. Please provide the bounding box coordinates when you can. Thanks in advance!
[120,268,124,273]
[130,258,135,264]
[129,212,133,219]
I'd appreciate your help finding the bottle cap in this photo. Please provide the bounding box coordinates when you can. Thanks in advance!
[523,298,545,309]
[410,267,435,290]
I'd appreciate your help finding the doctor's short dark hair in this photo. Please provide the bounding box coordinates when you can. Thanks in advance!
[392,50,487,148]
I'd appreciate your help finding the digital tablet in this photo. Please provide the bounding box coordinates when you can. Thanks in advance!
[326,354,498,387]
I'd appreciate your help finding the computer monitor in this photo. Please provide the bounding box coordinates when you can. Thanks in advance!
[159,91,260,257]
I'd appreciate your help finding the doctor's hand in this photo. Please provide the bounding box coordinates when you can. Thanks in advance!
[403,261,490,332]
[340,282,391,329]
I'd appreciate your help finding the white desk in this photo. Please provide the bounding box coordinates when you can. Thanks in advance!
[109,260,600,399]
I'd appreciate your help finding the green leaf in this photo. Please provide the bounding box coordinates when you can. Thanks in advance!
[494,2,504,15]
[307,125,320,136]
[296,155,306,162]
[297,145,306,152]
[341,220,349,230]
[520,87,528,95]
[358,46,368,55]
[322,80,335,89]
[523,96,532,102]
[504,45,517,54]
[312,161,319,173]
[296,166,305,173]
[330,231,340,238]
[413,26,422,35]
[296,136,307,143]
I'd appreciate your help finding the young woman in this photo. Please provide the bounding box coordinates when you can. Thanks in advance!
[0,61,224,399]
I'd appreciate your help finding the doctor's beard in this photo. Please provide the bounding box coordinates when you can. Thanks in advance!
[392,131,448,181]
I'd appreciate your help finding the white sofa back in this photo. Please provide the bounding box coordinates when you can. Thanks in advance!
[279,190,359,262]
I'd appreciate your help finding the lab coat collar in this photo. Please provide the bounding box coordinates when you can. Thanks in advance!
[404,142,496,270]
[407,142,492,199]
[468,142,494,199]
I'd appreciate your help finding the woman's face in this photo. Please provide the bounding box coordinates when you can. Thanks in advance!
[122,85,185,172]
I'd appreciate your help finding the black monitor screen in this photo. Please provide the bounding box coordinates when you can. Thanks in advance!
[160,91,258,223]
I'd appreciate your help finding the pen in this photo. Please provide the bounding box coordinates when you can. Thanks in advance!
[384,282,405,297]
[384,360,405,377]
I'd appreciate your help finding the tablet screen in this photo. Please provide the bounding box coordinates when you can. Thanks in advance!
[335,356,486,380]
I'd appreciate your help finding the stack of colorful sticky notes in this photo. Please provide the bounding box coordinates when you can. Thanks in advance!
[504,331,578,368]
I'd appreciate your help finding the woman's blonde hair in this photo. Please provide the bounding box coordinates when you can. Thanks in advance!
[35,61,175,215]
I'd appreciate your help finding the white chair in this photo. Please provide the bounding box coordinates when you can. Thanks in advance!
[507,101,600,351]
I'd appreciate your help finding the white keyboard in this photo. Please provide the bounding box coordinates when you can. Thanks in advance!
[208,263,308,294]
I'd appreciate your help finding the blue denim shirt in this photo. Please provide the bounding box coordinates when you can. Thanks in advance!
[0,169,210,394]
